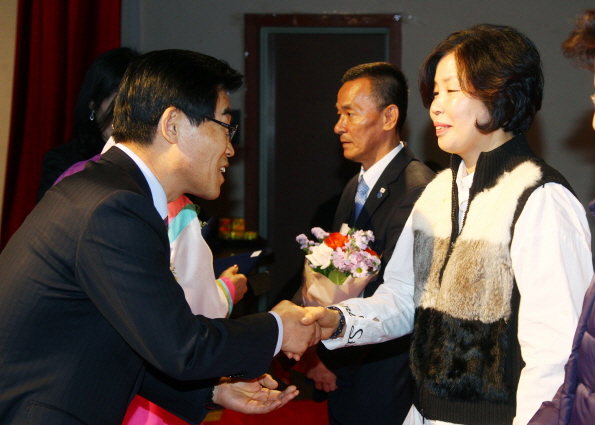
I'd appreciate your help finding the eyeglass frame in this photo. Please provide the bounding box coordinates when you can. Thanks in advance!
[203,116,238,142]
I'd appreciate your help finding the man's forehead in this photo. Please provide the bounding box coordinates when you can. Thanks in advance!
[336,101,353,110]
[337,78,372,109]
[216,91,232,115]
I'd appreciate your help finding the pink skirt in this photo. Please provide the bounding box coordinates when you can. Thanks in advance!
[122,395,194,425]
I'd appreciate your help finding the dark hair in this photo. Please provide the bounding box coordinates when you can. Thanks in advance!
[342,62,408,132]
[419,24,543,135]
[563,9,595,70]
[74,47,138,158]
[112,49,243,145]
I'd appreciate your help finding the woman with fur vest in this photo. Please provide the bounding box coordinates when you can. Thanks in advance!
[306,24,594,425]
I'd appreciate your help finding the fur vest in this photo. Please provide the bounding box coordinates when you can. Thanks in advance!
[410,134,572,425]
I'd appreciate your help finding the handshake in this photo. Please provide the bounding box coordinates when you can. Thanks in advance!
[271,300,342,360]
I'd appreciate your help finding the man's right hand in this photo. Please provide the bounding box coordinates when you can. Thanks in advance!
[213,374,298,414]
[271,300,321,361]
[302,306,341,340]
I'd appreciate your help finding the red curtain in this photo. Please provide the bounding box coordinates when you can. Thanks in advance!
[1,0,121,249]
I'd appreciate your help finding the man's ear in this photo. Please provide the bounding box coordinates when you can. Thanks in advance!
[159,106,182,145]
[383,104,399,131]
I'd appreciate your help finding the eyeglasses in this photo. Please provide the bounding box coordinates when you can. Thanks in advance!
[591,93,595,107]
[203,116,238,142]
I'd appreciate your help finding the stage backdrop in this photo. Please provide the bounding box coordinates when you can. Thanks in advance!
[1,0,121,249]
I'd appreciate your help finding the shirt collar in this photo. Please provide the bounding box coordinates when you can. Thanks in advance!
[359,142,404,193]
[115,143,169,220]
[101,137,116,154]
[456,160,475,214]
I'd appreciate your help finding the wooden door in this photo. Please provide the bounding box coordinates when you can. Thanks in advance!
[244,14,402,306]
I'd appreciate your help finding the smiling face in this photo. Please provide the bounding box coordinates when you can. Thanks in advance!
[176,90,235,200]
[431,53,510,171]
[334,78,397,170]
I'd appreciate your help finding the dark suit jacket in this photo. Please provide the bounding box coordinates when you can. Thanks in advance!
[332,143,435,294]
[0,148,278,425]
[320,144,434,425]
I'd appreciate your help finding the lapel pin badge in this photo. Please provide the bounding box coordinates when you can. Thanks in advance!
[377,188,386,198]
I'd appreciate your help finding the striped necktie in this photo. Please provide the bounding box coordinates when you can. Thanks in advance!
[354,176,369,221]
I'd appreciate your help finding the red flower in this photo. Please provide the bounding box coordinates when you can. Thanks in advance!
[324,232,349,249]
[365,248,379,258]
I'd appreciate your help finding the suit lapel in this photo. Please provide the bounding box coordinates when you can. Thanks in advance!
[334,174,359,229]
[354,145,414,228]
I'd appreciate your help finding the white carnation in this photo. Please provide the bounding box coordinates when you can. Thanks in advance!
[306,243,334,269]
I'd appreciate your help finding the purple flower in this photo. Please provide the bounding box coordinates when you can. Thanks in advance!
[347,250,364,265]
[332,249,349,271]
[311,227,330,240]
[361,251,380,272]
[296,234,310,250]
[350,261,369,278]
[351,230,372,250]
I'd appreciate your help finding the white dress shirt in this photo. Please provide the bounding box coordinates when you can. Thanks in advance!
[324,161,593,425]
[116,143,168,220]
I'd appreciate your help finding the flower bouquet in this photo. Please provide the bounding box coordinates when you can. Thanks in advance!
[297,227,380,307]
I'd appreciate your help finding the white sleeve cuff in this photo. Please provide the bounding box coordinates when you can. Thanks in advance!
[269,311,283,356]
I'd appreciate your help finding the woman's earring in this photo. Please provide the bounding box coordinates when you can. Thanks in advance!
[90,110,95,121]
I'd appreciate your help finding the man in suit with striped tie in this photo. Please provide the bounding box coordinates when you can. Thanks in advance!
[306,62,435,425]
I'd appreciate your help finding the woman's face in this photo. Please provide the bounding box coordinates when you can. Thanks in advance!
[430,53,509,171]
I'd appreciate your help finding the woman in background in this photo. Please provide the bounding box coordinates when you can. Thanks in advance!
[37,47,138,201]
[530,10,595,425]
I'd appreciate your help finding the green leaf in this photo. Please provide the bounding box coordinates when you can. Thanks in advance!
[328,270,348,285]
[312,266,329,277]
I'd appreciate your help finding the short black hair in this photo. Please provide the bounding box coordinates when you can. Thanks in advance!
[112,49,243,145]
[563,9,595,70]
[342,62,408,133]
[419,24,543,135]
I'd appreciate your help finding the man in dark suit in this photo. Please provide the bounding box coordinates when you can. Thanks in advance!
[0,50,317,425]
[306,63,435,425]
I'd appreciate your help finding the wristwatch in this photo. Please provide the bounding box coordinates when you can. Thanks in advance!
[326,306,346,339]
